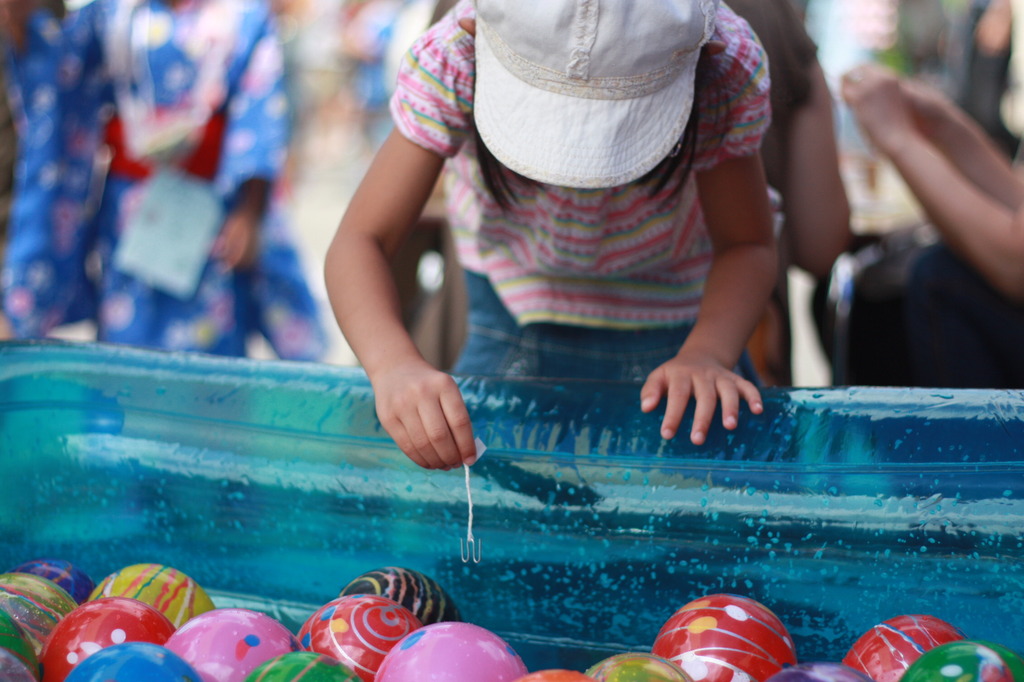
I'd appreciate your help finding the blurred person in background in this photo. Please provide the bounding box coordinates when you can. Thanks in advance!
[730,0,853,385]
[339,0,404,154]
[954,0,1019,157]
[896,0,950,79]
[0,56,16,341]
[842,62,1024,387]
[0,0,63,341]
[0,0,327,359]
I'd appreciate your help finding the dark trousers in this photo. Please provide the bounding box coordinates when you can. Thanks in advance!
[905,243,1024,388]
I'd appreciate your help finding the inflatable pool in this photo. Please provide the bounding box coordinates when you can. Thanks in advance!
[0,341,1021,671]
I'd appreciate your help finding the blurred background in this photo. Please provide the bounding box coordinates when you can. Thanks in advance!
[279,0,1024,386]
[30,0,1024,385]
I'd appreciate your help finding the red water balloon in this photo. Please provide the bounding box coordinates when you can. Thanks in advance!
[40,596,176,681]
[842,614,965,682]
[652,593,797,682]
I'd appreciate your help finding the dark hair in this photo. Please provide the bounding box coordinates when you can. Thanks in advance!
[474,59,711,208]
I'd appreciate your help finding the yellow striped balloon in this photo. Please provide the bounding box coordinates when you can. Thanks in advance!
[88,563,215,627]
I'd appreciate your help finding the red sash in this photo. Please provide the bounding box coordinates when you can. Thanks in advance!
[105,113,226,181]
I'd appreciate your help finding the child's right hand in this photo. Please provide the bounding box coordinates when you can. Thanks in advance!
[371,359,478,470]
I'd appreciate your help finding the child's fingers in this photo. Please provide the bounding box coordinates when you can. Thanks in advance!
[385,419,434,470]
[215,216,259,271]
[215,240,240,270]
[738,380,764,415]
[639,374,666,413]
[439,388,476,465]
[213,230,243,269]
[659,379,693,440]
[688,378,717,445]
[378,396,449,470]
[415,399,465,470]
[717,380,741,431]
[402,418,449,470]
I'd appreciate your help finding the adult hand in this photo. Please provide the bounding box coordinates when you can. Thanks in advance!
[371,359,477,470]
[841,64,918,157]
[898,77,960,140]
[639,351,762,446]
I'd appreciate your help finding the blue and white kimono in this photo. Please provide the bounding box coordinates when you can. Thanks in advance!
[3,0,327,360]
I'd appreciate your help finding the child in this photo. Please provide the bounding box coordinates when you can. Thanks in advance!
[325,0,777,469]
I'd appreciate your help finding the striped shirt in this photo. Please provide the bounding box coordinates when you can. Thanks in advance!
[390,0,771,329]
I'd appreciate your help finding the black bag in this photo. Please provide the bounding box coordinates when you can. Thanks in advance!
[817,224,938,386]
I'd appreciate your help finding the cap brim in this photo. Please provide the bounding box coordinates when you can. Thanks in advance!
[474,25,700,190]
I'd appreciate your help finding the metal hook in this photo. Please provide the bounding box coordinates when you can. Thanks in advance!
[460,534,482,563]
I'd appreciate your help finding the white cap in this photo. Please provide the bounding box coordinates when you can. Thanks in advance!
[474,0,719,189]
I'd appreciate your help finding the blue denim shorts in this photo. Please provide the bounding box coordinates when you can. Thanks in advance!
[452,271,759,384]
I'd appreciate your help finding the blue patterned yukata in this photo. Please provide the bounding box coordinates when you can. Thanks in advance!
[3,0,327,360]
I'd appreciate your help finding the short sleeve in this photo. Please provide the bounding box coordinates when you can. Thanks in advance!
[388,0,476,159]
[693,5,772,170]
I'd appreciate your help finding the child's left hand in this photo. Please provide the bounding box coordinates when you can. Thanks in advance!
[214,178,267,271]
[215,209,260,271]
[639,351,763,445]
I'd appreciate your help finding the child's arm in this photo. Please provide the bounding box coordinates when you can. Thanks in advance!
[640,152,776,444]
[325,129,478,470]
